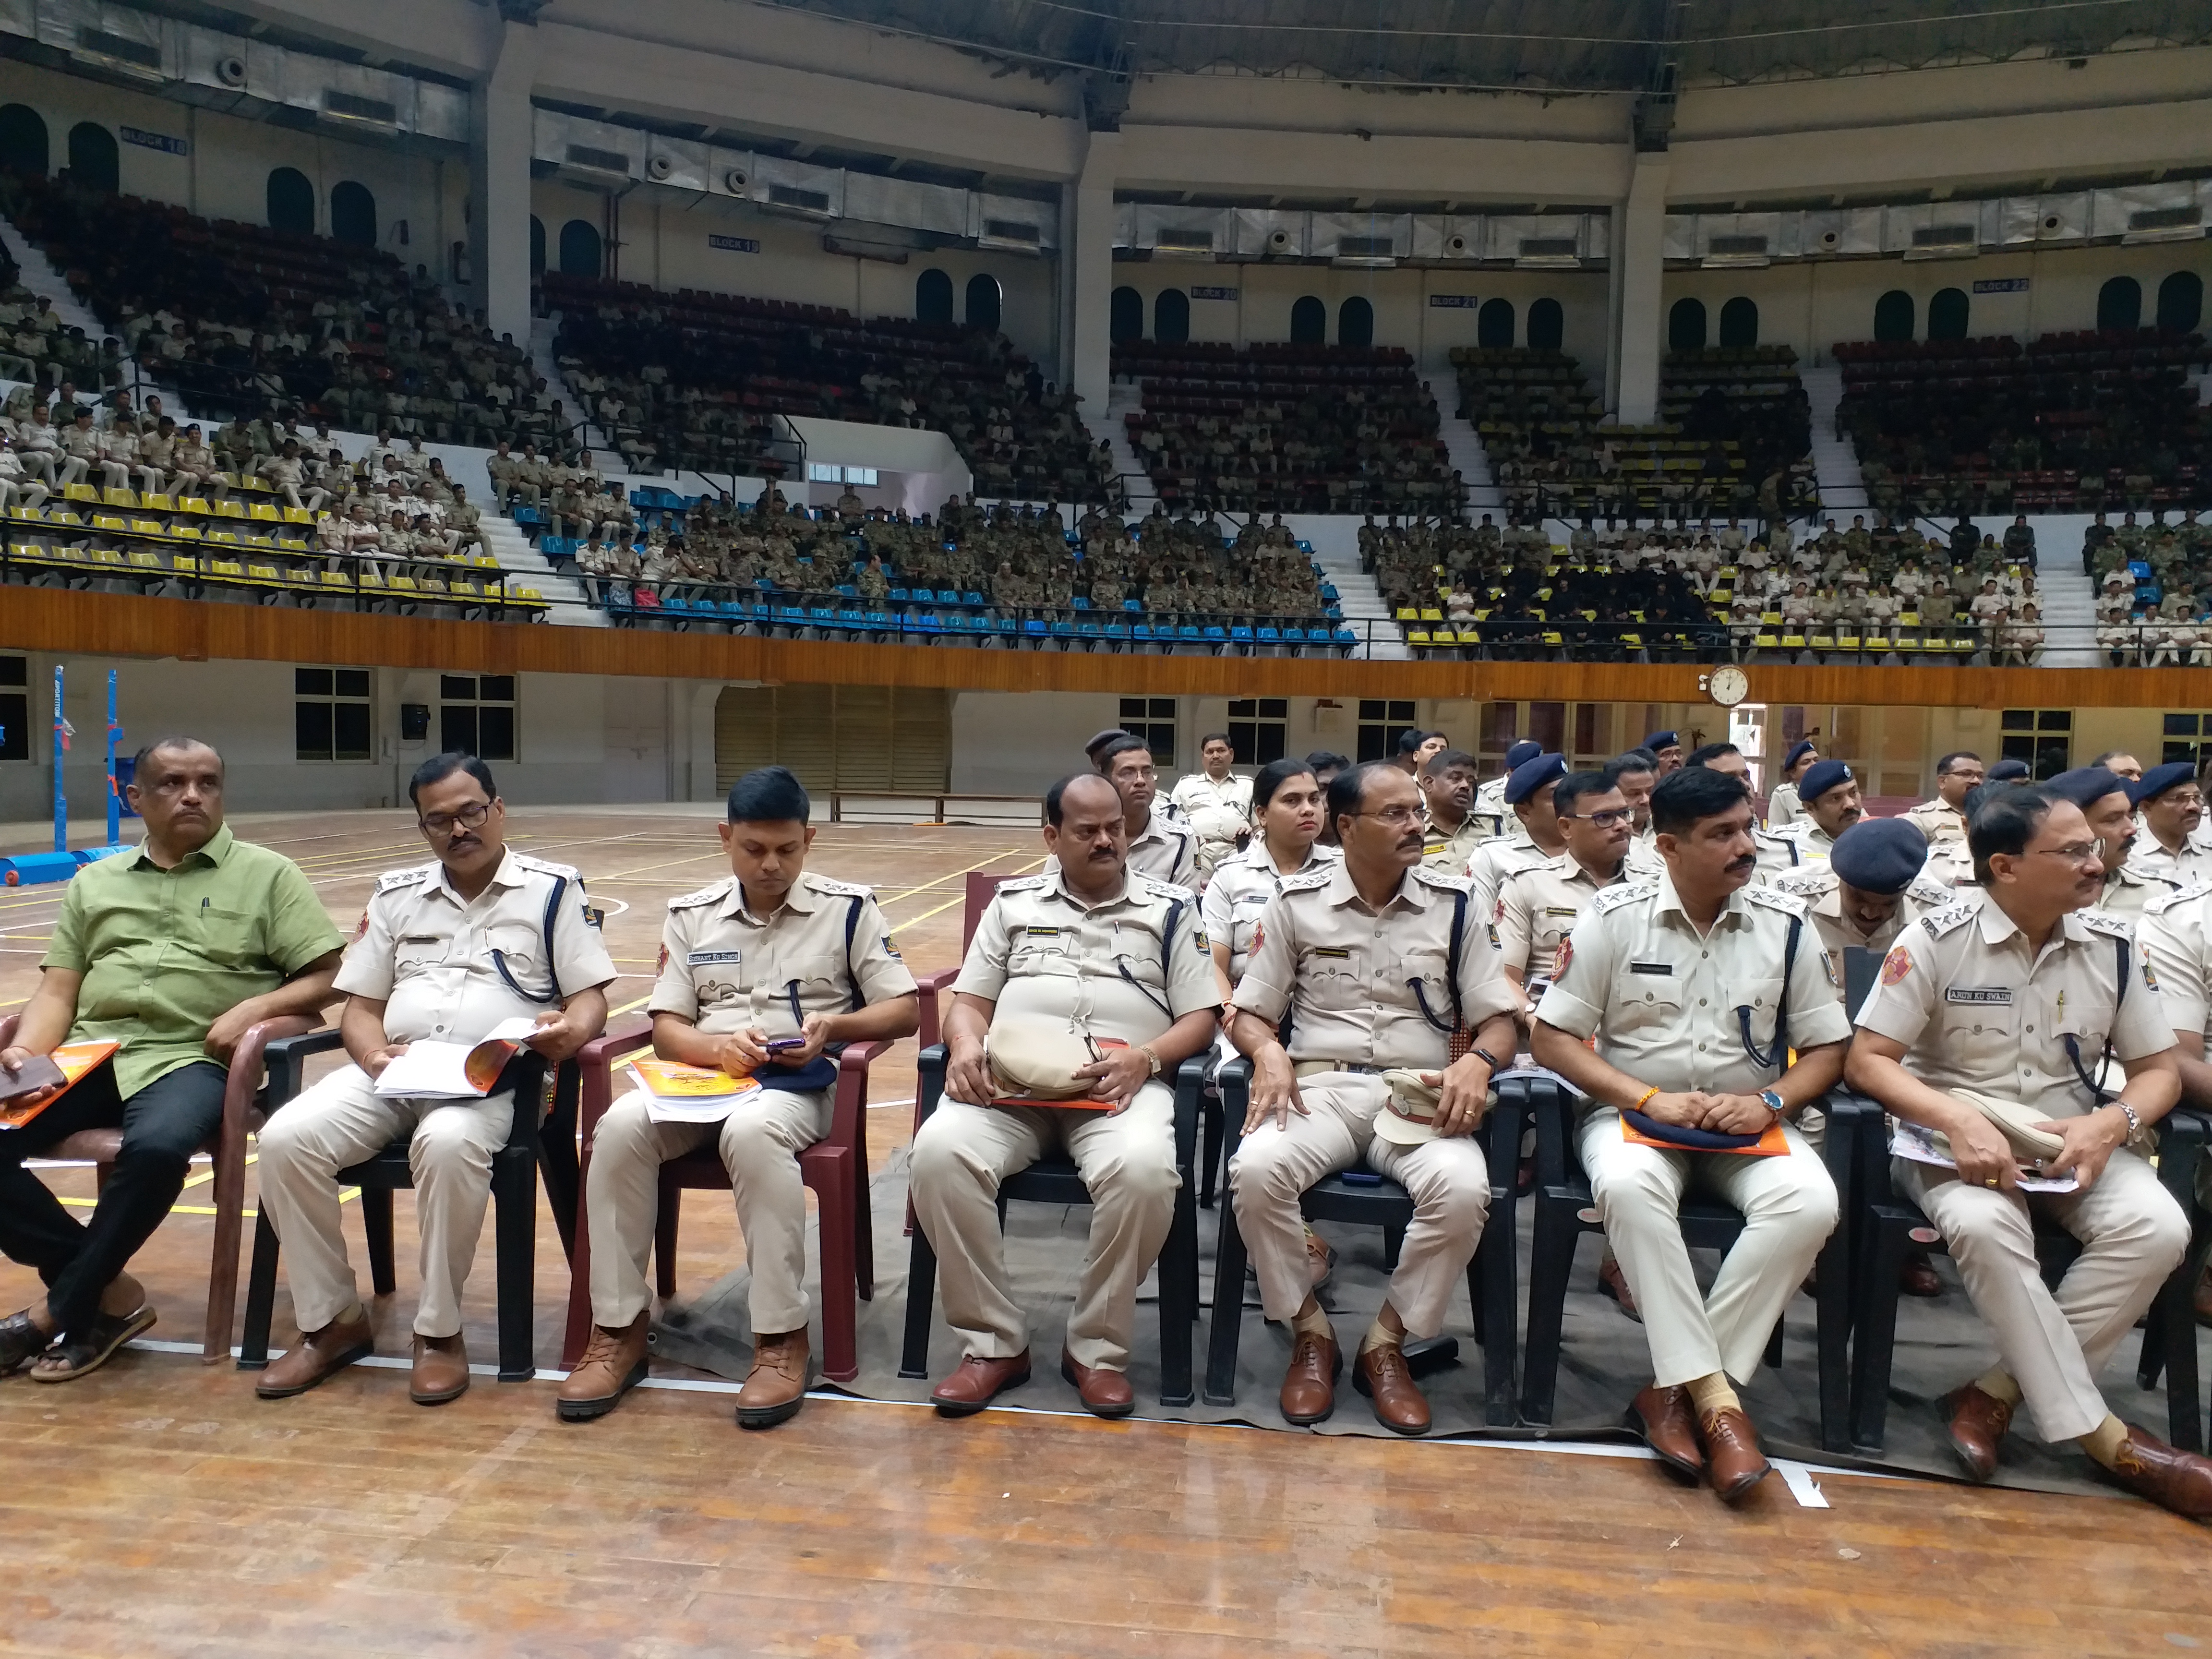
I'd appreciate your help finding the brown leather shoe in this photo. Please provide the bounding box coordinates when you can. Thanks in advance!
[255,1309,373,1400]
[1899,1250,1943,1298]
[2195,1264,2212,1328]
[409,1333,470,1406]
[1304,1227,1338,1293]
[1279,1327,1341,1426]
[1630,1383,1704,1482]
[2101,1426,2212,1520]
[1598,1251,1642,1322]
[1352,1340,1431,1435]
[737,1329,815,1429]
[930,1349,1031,1416]
[1060,1348,1136,1418]
[556,1314,649,1422]
[1697,1406,1772,1502]
[1943,1383,2015,1482]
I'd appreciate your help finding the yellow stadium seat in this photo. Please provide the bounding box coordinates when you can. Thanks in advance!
[1419,607,1444,622]
[1809,635,1836,650]
[91,514,126,531]
[129,518,165,535]
[1394,607,1418,622]
[215,500,248,519]
[246,564,283,585]
[169,555,199,576]
[1780,634,1805,648]
[1540,630,1565,647]
[126,550,164,570]
[282,507,314,525]
[1760,611,1783,625]
[102,488,137,508]
[249,503,281,522]
[63,483,99,503]
[141,493,174,511]
[209,560,245,579]
[1865,635,1892,650]
[176,496,211,516]
[1836,635,1861,649]
[357,568,388,590]
[1753,632,1779,648]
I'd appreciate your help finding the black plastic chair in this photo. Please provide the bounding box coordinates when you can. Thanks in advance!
[1843,1102,2208,1454]
[237,1041,556,1383]
[1519,1074,1861,1449]
[1202,1060,1526,1424]
[898,1046,1205,1407]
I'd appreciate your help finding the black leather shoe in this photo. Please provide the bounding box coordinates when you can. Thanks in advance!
[0,1308,53,1376]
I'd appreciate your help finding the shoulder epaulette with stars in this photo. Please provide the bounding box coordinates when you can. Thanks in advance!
[373,864,435,894]
[513,852,584,880]
[804,873,873,899]
[1409,865,1472,894]
[668,877,735,910]
[1279,865,1335,893]
[2081,910,2138,940]
[1905,874,1956,908]
[1773,865,1835,897]
[1743,884,1809,917]
[994,874,1051,894]
[2147,878,2212,918]
[1593,879,1659,914]
[1918,901,1979,938]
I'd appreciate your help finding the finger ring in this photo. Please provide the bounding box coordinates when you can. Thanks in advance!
[1983,1177,2000,1188]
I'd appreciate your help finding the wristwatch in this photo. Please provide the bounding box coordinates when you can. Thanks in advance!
[1139,1044,1164,1078]
[1757,1088,1785,1120]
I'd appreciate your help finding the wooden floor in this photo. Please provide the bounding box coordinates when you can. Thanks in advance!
[5,807,2212,1657]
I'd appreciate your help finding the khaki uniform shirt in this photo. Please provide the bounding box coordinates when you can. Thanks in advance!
[1536,873,1852,1097]
[1766,782,1803,830]
[2093,864,2179,919]
[1467,836,1556,920]
[1231,861,1518,1070]
[1904,797,1968,846]
[1773,862,1956,993]
[1471,775,1511,828]
[1751,827,1811,881]
[1420,811,1489,873]
[43,825,343,1096]
[1856,897,2172,1123]
[338,850,615,1046]
[1124,812,1201,892]
[1496,844,1663,986]
[1201,840,1341,982]
[952,865,1219,1047]
[1169,771,1253,846]
[2140,882,2212,1041]
[2132,839,2212,890]
[649,872,916,1038]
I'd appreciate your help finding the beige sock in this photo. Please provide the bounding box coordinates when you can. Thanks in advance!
[1686,1372,1741,1417]
[2078,1413,2130,1469]
[1973,1367,2023,1407]
[1290,1306,1334,1343]
[1358,1317,1402,1357]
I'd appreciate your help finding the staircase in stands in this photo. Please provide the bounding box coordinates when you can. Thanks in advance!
[1426,373,1503,510]
[1800,363,1869,512]
[1100,380,1158,510]
[1291,516,1409,661]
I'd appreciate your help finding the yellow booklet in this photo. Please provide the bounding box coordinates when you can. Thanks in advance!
[632,1057,761,1124]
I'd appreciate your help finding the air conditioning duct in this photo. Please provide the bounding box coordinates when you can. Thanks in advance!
[1903,222,1978,261]
[1702,233,1770,269]
[1515,236,1581,270]
[565,144,632,179]
[2123,204,2205,246]
[1332,234,1396,268]
[72,25,164,81]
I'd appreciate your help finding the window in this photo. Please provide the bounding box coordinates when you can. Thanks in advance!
[1110,285,1144,343]
[1226,698,1287,767]
[916,268,953,325]
[1873,289,1915,342]
[1357,698,1417,764]
[558,218,601,277]
[808,463,877,486]
[2097,276,2142,333]
[1527,701,1566,755]
[0,654,25,762]
[441,673,516,762]
[267,167,314,235]
[295,667,372,762]
[1477,297,1514,349]
[1999,709,2070,780]
[2163,714,2212,770]
[964,273,1002,333]
[1668,297,1707,351]
[1527,297,1563,351]
[1337,295,1373,349]
[1154,288,1190,345]
[2157,271,2203,335]
[331,180,377,247]
[1479,701,1518,761]
[1927,286,1970,341]
[1289,296,1325,345]
[0,104,48,177]
[66,122,116,193]
[1718,296,1758,348]
[1118,697,1176,765]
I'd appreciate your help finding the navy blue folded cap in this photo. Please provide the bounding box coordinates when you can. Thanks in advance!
[1622,1107,1766,1152]
[1504,739,1542,770]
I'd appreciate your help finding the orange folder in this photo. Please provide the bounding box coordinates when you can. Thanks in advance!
[0,1040,120,1131]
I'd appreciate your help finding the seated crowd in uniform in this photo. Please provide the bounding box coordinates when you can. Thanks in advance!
[2085,508,2212,665]
[8,729,2212,1525]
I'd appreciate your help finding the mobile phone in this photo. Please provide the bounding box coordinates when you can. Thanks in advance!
[766,1036,806,1053]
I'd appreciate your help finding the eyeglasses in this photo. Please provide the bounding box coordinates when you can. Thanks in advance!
[1357,806,1425,827]
[2027,842,2101,865]
[1561,809,1633,829]
[419,800,492,837]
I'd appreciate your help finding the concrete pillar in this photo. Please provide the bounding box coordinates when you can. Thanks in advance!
[1069,131,1121,425]
[1603,204,1625,416]
[1614,153,1670,427]
[470,19,538,347]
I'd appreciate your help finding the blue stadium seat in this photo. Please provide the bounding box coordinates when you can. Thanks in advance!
[938,589,960,604]
[963,590,986,606]
[1334,627,1358,648]
[1178,625,1202,642]
[1256,626,1281,642]
[2129,561,2154,580]
[1104,623,1131,642]
[889,587,911,602]
[1122,599,1142,613]
[1077,622,1103,643]
[835,584,859,599]
[1051,620,1077,639]
[1132,624,1155,644]
[917,613,944,635]
[1023,619,1049,638]
[1203,625,1227,643]
[1229,625,1254,644]
[1071,595,1090,610]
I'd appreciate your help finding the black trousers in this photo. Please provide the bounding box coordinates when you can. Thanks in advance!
[0,1060,227,1338]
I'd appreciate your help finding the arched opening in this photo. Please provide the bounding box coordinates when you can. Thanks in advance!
[1527,297,1563,351]
[1927,286,1970,341]
[65,122,116,193]
[2158,270,2205,335]
[1477,297,1515,348]
[2097,275,2143,333]
[0,105,48,177]
[963,272,1002,333]
[1337,294,1373,348]
[1289,295,1326,345]
[1668,297,1707,352]
[1154,287,1190,345]
[266,167,314,236]
[915,268,953,325]
[331,181,378,248]
[1109,285,1144,343]
[529,215,546,276]
[557,218,601,277]
[1873,289,1915,342]
[1718,296,1759,349]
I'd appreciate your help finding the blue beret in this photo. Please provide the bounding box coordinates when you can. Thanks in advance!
[1799,759,1855,804]
[2047,766,2131,809]
[1505,752,1566,805]
[1643,730,1680,752]
[1504,739,1542,770]
[2132,761,2197,805]
[1986,758,2031,782]
[1782,739,1818,770]
[1829,818,1929,896]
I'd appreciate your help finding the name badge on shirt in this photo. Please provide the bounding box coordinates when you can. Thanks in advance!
[1306,946,1351,959]
[1629,961,1674,976]
[1944,986,2013,1005]
[1543,906,1580,918]
[1022,926,1064,938]
[687,950,742,965]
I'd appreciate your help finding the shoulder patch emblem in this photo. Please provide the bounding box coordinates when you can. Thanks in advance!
[1250,921,1264,955]
[2141,950,2159,991]
[657,942,669,974]
[1881,944,1912,986]
[1554,935,1572,981]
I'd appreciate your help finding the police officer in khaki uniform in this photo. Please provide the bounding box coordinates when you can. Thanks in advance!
[1774,817,1952,996]
[1643,730,1685,778]
[1784,759,1866,862]
[1468,752,1568,916]
[1905,751,1985,846]
[1766,739,1818,830]
[2130,763,2212,889]
[2138,877,2212,1322]
[1690,743,1805,881]
[1227,760,1521,1433]
[1169,732,1253,878]
[1094,734,1200,891]
[909,773,1221,1419]
[559,768,919,1429]
[2048,766,2179,919]
[1471,741,1540,839]
[254,755,615,1405]
[1848,786,2212,1518]
[1532,766,1852,1502]
[1418,747,1491,871]
[1496,769,1659,1002]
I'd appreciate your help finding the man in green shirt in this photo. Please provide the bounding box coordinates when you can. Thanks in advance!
[0,737,343,1382]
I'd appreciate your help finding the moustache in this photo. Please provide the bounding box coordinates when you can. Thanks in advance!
[1727,854,1757,874]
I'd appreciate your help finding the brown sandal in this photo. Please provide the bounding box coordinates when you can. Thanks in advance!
[29,1305,157,1383]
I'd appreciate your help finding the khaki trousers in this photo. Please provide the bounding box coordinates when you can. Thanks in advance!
[1228,1072,1489,1340]
[1899,1145,2188,1443]
[255,1065,514,1339]
[907,1081,1178,1372]
[1578,1107,1838,1388]
[584,1086,830,1335]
